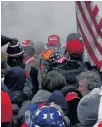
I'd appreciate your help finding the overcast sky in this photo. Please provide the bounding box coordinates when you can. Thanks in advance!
[1,1,102,45]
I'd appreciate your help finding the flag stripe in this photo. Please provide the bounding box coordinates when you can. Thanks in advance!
[76,5,101,62]
[76,6,101,60]
[76,1,102,55]
[82,2,102,47]
[78,27,95,65]
[85,1,102,38]
[77,16,101,68]
[93,5,99,18]
[81,2,102,47]
[90,1,96,12]
[76,3,101,60]
[96,11,102,25]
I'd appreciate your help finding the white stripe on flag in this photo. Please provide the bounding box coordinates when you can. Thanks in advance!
[78,27,95,65]
[96,11,102,25]
[90,1,96,12]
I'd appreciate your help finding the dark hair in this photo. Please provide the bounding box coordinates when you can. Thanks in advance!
[11,91,29,107]
[42,70,67,92]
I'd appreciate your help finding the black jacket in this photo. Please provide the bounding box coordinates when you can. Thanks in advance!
[1,35,11,46]
[52,61,86,87]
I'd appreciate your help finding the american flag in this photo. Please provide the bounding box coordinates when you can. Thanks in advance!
[76,1,102,69]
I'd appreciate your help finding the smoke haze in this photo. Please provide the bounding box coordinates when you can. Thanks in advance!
[1,1,102,45]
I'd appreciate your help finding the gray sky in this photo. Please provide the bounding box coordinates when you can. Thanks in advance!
[1,1,102,45]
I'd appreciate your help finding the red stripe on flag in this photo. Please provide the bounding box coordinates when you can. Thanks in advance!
[76,16,101,69]
[85,1,91,5]
[84,1,102,38]
[93,5,99,17]
[76,2,102,55]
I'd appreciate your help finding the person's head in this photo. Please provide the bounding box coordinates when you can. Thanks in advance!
[66,33,79,42]
[47,90,68,113]
[1,90,12,127]
[66,40,84,62]
[34,41,45,55]
[21,40,35,58]
[4,66,26,92]
[6,41,24,68]
[46,34,61,51]
[61,85,82,125]
[77,70,101,96]
[42,70,67,92]
[25,104,70,127]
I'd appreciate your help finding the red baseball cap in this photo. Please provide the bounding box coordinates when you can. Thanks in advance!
[21,40,31,47]
[65,92,80,101]
[47,34,60,46]
[66,40,84,55]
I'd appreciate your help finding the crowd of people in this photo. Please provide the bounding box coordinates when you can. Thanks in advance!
[1,34,102,127]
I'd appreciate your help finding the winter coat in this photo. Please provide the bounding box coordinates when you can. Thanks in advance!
[11,91,30,127]
[52,61,86,87]
[1,35,11,46]
[77,88,102,127]
[17,89,51,126]
[17,101,32,125]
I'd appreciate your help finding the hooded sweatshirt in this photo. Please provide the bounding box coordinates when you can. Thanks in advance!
[4,66,26,92]
[31,89,51,104]
[93,88,102,127]
[77,88,102,127]
[53,62,86,86]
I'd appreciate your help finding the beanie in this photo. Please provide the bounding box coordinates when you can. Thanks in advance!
[1,90,12,123]
[25,106,65,127]
[6,41,23,57]
[4,66,26,91]
[66,40,84,55]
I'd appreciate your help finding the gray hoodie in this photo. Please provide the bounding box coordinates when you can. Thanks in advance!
[77,88,102,127]
[31,89,51,104]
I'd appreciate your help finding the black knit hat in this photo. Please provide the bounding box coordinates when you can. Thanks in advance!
[6,41,23,57]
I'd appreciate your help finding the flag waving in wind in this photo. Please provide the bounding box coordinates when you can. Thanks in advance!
[76,1,102,69]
